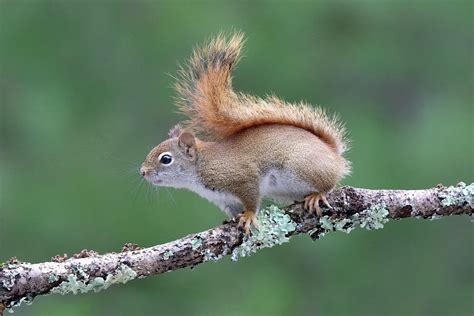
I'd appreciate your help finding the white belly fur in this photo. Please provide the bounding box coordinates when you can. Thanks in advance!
[189,181,243,217]
[185,169,314,217]
[260,169,314,204]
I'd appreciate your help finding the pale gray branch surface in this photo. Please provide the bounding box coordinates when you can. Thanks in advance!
[1,183,472,314]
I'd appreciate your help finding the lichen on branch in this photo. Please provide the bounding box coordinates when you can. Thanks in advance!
[231,205,297,261]
[50,264,137,296]
[0,183,473,315]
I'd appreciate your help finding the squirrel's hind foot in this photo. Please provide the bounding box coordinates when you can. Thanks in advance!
[238,210,258,235]
[304,192,332,216]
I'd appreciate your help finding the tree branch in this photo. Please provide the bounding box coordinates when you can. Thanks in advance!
[1,183,473,314]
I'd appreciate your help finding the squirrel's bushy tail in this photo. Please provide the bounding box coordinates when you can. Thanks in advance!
[175,32,349,155]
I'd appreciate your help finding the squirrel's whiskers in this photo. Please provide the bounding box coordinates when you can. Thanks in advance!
[140,32,350,234]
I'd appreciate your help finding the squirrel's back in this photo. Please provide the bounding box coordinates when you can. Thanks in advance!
[198,124,348,204]
[175,32,349,156]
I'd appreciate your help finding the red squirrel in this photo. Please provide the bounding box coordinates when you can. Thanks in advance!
[140,33,350,233]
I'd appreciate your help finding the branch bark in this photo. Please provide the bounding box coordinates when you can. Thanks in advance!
[1,183,472,314]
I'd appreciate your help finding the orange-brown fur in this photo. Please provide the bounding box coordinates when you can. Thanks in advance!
[197,124,347,206]
[141,32,350,233]
[175,32,349,155]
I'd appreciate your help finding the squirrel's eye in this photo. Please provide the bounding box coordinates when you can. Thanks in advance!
[159,153,173,165]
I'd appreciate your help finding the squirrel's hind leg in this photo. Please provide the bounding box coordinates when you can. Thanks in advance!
[304,192,332,216]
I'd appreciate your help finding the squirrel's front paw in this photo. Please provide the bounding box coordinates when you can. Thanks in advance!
[304,192,332,216]
[238,210,258,235]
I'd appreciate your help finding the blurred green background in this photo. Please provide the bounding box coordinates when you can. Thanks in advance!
[1,1,473,315]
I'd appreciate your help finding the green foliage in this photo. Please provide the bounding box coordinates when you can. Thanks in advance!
[0,1,472,315]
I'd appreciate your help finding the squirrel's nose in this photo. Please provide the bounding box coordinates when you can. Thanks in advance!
[140,166,148,177]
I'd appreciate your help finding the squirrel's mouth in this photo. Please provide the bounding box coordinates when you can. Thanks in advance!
[151,178,162,185]
[143,174,163,185]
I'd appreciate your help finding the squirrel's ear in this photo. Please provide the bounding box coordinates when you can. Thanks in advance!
[178,132,197,159]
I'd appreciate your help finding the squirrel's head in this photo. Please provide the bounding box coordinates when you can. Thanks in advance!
[140,126,200,188]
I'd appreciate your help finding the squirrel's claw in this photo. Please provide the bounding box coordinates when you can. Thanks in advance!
[238,210,258,235]
[321,194,332,209]
[304,193,331,216]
